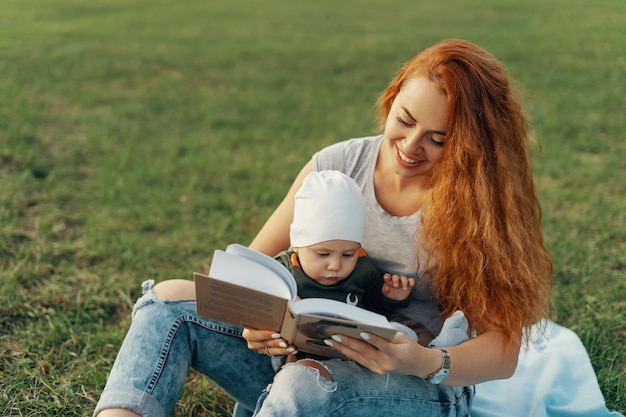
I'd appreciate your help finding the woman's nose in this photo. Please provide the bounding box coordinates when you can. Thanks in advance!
[402,128,427,153]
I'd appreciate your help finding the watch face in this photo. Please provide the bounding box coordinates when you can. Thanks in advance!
[428,372,448,384]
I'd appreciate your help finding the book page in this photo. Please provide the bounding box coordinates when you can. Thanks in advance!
[209,250,294,300]
[289,298,393,328]
[225,244,297,298]
[280,304,398,358]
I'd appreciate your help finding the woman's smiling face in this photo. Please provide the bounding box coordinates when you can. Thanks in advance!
[382,76,449,180]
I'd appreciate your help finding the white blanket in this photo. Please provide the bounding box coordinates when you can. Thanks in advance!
[471,319,623,417]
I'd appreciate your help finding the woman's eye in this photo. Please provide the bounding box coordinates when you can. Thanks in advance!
[396,116,412,127]
[429,134,445,147]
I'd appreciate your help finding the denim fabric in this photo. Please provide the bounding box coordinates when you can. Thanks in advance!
[93,282,274,417]
[233,402,254,417]
[253,360,474,417]
[94,282,473,417]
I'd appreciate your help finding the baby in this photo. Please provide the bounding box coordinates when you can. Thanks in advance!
[275,170,415,315]
[271,170,418,368]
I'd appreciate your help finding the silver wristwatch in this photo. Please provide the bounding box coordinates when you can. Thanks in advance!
[425,349,450,384]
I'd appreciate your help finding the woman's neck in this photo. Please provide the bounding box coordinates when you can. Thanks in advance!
[373,155,429,217]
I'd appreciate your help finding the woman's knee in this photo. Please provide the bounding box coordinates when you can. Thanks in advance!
[275,361,337,393]
[153,279,196,301]
[295,359,334,382]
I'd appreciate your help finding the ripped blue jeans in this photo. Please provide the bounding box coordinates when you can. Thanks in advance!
[93,281,275,416]
[94,281,473,416]
[253,358,473,417]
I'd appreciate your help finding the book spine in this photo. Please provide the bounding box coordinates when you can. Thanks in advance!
[280,306,299,344]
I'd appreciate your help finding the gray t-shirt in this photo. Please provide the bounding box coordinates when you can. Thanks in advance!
[312,135,444,334]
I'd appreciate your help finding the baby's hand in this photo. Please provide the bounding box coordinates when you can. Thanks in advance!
[382,273,415,301]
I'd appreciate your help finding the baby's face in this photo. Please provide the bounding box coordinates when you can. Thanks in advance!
[295,240,361,286]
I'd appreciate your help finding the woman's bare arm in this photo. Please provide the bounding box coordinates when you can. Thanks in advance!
[327,325,519,386]
[438,329,518,385]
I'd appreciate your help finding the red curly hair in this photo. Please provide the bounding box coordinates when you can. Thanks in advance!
[377,39,553,348]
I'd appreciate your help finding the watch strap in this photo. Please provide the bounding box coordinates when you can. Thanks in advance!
[425,349,450,384]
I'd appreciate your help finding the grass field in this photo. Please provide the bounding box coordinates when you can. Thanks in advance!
[1,0,624,415]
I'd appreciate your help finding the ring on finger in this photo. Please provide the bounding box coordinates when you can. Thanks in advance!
[265,346,271,357]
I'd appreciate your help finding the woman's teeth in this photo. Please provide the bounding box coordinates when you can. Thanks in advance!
[399,150,417,164]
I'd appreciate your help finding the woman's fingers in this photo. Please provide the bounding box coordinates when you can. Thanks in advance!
[325,333,387,373]
[325,332,415,374]
[242,328,280,343]
[241,328,297,355]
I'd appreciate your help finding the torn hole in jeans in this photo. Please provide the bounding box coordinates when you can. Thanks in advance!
[280,359,338,392]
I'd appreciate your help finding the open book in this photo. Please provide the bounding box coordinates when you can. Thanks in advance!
[194,244,398,359]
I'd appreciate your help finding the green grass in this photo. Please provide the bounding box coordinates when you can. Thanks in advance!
[1,0,624,415]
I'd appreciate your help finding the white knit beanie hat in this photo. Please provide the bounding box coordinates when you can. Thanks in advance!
[290,170,366,247]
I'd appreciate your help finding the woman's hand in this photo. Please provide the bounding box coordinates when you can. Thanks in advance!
[242,328,298,357]
[325,331,441,378]
[327,327,519,386]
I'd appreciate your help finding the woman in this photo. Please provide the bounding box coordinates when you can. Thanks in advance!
[94,39,552,417]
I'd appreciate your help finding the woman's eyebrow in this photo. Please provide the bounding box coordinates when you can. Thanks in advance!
[401,106,417,122]
[401,106,447,136]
